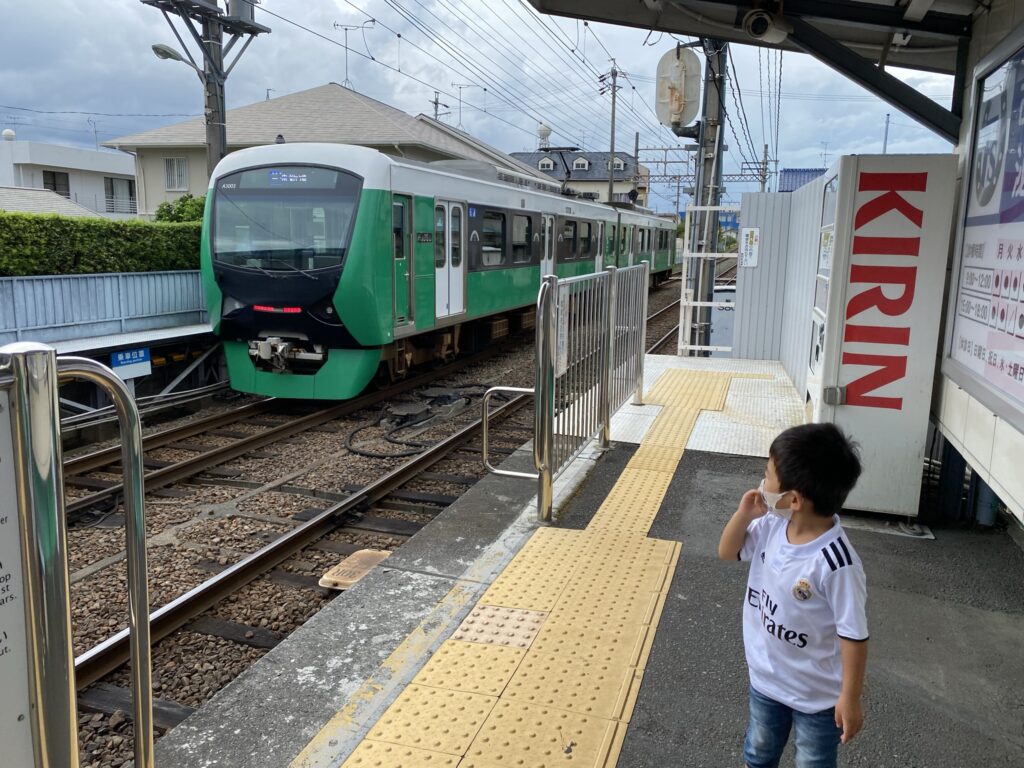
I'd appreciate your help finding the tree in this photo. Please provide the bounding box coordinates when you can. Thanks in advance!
[155,193,206,223]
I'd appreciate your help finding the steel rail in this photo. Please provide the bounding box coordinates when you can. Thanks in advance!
[64,398,276,475]
[646,299,681,324]
[65,348,503,517]
[647,325,680,355]
[74,392,530,688]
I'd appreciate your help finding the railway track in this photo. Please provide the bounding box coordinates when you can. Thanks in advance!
[74,390,529,688]
[71,285,682,764]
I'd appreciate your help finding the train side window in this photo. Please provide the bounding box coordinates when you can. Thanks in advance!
[393,202,406,260]
[512,214,532,263]
[451,207,463,267]
[579,221,592,257]
[482,210,505,267]
[607,224,616,255]
[434,205,446,267]
[561,220,578,260]
[619,226,628,255]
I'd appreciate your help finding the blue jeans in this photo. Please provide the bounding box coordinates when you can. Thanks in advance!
[744,686,842,768]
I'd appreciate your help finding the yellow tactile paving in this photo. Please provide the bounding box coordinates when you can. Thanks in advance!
[414,641,526,696]
[339,740,461,767]
[462,699,618,767]
[366,684,496,756]
[503,651,637,720]
[319,367,740,768]
[451,605,547,650]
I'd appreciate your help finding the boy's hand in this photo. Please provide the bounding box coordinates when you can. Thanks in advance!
[834,694,863,744]
[738,488,768,520]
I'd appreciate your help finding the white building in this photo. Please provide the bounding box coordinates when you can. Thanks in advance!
[0,130,137,218]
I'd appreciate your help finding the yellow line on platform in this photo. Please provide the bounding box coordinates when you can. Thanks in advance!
[298,369,748,768]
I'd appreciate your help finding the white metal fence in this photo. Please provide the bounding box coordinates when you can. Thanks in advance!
[680,203,739,355]
[483,263,649,522]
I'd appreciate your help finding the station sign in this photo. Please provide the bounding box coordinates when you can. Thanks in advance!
[0,388,35,765]
[111,347,152,380]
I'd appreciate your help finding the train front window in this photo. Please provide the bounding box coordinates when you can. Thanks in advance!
[213,165,362,271]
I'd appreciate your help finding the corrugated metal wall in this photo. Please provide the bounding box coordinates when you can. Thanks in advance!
[0,271,206,345]
[778,177,829,397]
[734,193,791,360]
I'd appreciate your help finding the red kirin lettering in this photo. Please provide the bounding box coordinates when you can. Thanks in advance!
[841,172,926,410]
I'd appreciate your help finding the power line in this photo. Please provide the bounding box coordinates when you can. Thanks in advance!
[0,104,200,118]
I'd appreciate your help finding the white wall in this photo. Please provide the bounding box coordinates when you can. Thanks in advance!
[0,140,135,217]
[935,3,1024,525]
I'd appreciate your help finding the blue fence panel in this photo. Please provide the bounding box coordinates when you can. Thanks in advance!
[0,271,207,345]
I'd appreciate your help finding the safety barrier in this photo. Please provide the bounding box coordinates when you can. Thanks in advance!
[0,343,153,768]
[482,262,649,522]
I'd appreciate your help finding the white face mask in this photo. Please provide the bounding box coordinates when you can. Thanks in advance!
[759,478,793,521]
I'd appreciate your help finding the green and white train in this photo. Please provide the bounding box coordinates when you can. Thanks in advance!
[202,143,676,399]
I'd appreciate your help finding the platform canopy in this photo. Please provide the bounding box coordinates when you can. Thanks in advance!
[528,0,982,143]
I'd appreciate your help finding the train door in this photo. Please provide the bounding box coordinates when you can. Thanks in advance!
[434,201,467,320]
[392,195,412,326]
[595,222,604,272]
[541,214,555,277]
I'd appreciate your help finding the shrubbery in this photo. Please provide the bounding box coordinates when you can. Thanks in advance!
[0,212,201,276]
[154,193,206,223]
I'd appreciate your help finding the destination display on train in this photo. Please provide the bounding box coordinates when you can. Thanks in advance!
[950,44,1024,408]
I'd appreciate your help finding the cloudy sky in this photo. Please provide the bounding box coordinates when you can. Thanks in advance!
[1,0,954,212]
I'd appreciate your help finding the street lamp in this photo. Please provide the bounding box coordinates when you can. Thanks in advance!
[151,43,193,67]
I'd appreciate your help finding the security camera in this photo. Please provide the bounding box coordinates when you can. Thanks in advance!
[742,9,791,44]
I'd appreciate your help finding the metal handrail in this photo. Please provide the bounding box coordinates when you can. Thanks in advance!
[481,387,537,479]
[0,342,153,768]
[57,357,153,768]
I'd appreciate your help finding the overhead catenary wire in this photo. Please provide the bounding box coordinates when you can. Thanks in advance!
[251,1,575,146]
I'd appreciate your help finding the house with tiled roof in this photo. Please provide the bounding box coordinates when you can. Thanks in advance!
[510,150,649,205]
[105,83,546,217]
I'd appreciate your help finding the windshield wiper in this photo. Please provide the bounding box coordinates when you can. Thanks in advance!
[263,256,318,281]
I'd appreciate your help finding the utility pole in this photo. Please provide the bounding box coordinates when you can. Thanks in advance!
[600,62,619,203]
[692,39,727,356]
[144,0,270,179]
[883,113,890,153]
[761,143,769,192]
[430,91,450,121]
[202,15,226,176]
[633,130,640,199]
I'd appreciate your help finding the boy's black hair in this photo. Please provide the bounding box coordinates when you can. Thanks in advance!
[769,423,861,516]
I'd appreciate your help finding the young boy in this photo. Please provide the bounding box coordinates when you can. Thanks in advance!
[718,423,867,768]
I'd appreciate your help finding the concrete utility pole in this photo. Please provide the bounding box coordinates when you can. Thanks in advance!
[144,0,270,179]
[605,62,619,202]
[633,131,640,198]
[883,113,890,153]
[692,39,727,355]
[761,143,769,192]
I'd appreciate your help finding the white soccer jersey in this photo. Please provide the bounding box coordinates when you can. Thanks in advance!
[739,513,868,714]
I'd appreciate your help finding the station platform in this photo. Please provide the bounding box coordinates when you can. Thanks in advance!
[155,355,1024,768]
[50,323,212,356]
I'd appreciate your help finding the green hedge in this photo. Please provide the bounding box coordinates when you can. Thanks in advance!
[0,212,201,276]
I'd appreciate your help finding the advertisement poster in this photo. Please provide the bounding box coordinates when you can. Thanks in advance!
[950,45,1024,408]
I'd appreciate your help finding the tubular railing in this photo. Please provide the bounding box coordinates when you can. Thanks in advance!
[0,343,153,768]
[482,262,649,522]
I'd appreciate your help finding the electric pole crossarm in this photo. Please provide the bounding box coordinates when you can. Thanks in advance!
[160,9,202,72]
